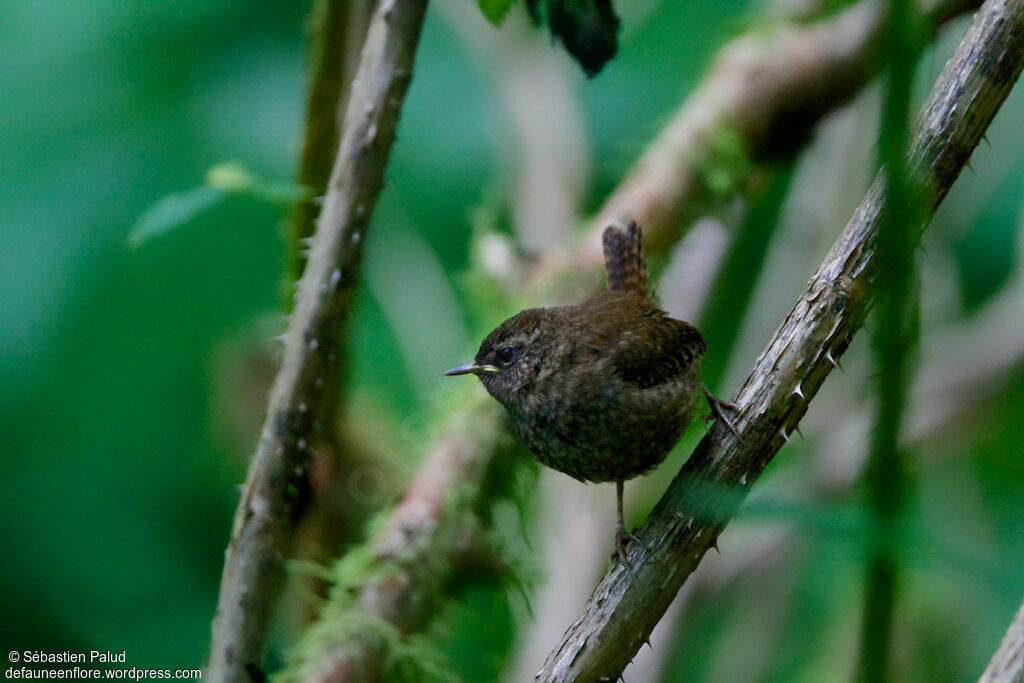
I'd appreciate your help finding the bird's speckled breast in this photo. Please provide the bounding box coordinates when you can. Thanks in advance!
[510,361,701,483]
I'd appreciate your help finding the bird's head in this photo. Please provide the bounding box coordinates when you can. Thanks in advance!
[444,308,553,406]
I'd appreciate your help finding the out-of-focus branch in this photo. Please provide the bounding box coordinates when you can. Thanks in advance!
[286,0,378,627]
[538,1,1024,679]
[857,0,920,677]
[290,0,375,280]
[534,0,982,283]
[435,1,588,252]
[648,219,1024,677]
[980,598,1024,682]
[207,2,429,680]
[281,399,528,682]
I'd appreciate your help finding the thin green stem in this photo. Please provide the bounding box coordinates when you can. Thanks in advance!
[856,0,922,679]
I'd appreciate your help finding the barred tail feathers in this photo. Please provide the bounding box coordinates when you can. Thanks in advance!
[602,222,648,293]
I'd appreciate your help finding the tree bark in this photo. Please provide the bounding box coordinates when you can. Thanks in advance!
[981,599,1024,683]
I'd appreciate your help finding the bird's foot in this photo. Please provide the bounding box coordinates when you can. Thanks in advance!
[613,522,643,578]
[701,385,741,438]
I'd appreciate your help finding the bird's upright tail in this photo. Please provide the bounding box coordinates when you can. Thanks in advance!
[602,221,648,294]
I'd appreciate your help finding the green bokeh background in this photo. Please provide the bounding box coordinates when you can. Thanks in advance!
[2,1,1023,679]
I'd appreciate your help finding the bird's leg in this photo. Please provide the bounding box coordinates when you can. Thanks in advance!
[701,384,741,437]
[614,479,642,576]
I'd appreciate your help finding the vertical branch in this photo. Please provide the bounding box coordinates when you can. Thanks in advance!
[288,0,378,625]
[207,2,430,681]
[857,0,922,679]
[290,0,375,281]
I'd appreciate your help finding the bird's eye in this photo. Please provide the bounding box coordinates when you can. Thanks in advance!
[496,346,517,365]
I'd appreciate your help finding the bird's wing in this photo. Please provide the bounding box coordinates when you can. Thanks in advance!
[611,312,707,388]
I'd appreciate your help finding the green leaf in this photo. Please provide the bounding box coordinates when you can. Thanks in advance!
[128,186,225,247]
[130,161,312,247]
[477,0,517,25]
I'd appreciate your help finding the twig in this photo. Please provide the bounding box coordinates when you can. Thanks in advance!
[207,2,429,680]
[537,0,1024,679]
[980,598,1024,682]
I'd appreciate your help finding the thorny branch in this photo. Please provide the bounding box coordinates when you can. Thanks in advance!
[538,0,1024,679]
[291,0,374,280]
[207,1,429,680]
[981,598,1024,682]
[287,0,379,628]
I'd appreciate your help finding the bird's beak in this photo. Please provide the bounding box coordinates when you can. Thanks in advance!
[444,361,500,376]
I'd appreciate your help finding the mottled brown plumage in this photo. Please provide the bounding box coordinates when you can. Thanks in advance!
[446,222,725,568]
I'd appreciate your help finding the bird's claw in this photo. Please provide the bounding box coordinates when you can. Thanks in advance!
[701,386,742,439]
[613,522,644,578]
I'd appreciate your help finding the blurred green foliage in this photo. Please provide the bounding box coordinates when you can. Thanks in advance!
[2,0,1024,680]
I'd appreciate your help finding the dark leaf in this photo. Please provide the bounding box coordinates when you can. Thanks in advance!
[477,0,517,26]
[547,0,621,77]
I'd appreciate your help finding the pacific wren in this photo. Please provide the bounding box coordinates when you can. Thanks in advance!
[445,222,731,568]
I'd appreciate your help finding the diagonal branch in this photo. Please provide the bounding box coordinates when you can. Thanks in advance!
[282,399,528,682]
[207,1,429,680]
[538,0,1024,679]
[980,598,1024,682]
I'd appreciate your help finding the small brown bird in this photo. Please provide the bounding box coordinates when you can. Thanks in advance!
[445,222,732,568]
